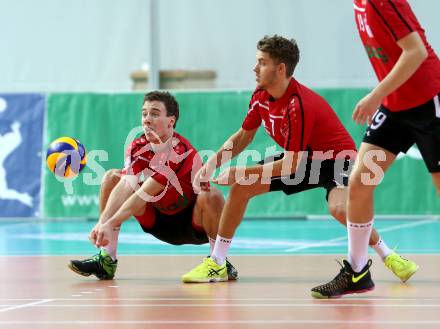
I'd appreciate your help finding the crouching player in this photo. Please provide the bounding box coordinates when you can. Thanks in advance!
[68,91,237,281]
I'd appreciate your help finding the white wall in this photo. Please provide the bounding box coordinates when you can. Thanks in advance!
[0,0,438,92]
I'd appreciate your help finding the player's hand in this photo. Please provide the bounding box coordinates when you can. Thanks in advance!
[193,165,212,192]
[352,93,382,125]
[212,167,245,186]
[88,222,100,245]
[95,222,114,248]
[90,213,111,245]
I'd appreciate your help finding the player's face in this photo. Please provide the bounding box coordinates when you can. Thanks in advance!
[253,51,280,89]
[141,100,175,144]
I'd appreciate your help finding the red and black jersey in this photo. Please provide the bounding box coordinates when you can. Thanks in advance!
[121,132,202,215]
[354,0,440,111]
[242,78,356,158]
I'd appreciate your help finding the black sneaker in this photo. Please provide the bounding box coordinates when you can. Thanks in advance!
[226,258,238,280]
[68,249,117,280]
[311,259,374,299]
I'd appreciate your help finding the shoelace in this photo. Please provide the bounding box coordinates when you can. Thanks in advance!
[83,253,101,263]
[191,259,212,273]
[389,255,408,269]
[317,271,350,293]
[85,253,113,267]
[315,261,349,293]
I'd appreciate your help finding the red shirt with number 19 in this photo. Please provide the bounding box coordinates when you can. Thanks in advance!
[353,0,440,111]
[242,78,356,159]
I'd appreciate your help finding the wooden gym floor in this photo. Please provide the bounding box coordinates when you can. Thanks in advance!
[0,218,439,328]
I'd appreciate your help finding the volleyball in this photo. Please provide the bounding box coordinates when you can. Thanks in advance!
[46,137,87,178]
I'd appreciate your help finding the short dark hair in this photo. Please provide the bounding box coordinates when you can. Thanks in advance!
[257,35,300,77]
[143,91,179,128]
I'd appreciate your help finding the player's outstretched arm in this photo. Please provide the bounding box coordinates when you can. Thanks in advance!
[194,128,258,191]
[213,150,303,186]
[353,32,428,125]
[88,174,139,244]
[109,177,164,227]
[94,177,165,247]
[99,175,139,223]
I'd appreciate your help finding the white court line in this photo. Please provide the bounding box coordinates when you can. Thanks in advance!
[284,218,437,252]
[0,299,53,313]
[0,320,439,325]
[2,297,440,301]
[22,303,440,308]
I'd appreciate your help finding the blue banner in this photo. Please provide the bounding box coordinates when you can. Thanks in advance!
[0,94,44,217]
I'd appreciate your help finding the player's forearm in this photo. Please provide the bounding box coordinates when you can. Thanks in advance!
[107,178,164,227]
[106,203,134,228]
[106,192,145,227]
[100,175,138,223]
[371,41,428,101]
[209,129,255,168]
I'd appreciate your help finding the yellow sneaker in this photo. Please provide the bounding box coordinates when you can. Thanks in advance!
[182,257,228,283]
[384,253,419,282]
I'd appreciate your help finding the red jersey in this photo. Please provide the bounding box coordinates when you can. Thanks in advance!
[121,132,202,215]
[242,78,356,159]
[354,0,440,111]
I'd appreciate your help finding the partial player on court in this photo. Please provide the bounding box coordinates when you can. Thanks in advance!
[312,0,440,299]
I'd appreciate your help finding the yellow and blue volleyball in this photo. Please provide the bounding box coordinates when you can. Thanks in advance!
[46,137,87,178]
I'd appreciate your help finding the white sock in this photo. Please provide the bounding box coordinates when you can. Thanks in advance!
[211,235,232,266]
[208,236,216,255]
[348,219,373,272]
[102,226,120,261]
[372,238,393,261]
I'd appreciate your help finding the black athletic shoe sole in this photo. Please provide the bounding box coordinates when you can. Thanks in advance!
[311,285,375,299]
[68,262,93,277]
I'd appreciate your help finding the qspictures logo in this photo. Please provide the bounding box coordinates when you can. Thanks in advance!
[56,126,399,203]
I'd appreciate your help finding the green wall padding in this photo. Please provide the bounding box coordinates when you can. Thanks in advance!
[43,90,440,218]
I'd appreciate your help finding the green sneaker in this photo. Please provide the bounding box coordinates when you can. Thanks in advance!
[182,257,228,283]
[384,252,419,282]
[68,249,117,280]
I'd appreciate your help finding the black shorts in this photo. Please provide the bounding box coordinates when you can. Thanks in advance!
[137,202,208,246]
[363,93,440,172]
[259,153,353,200]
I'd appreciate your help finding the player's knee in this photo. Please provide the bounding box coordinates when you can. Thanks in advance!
[348,172,375,196]
[198,188,224,209]
[206,187,225,208]
[102,169,120,186]
[329,203,346,222]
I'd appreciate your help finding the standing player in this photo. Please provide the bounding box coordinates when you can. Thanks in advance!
[311,0,440,298]
[181,35,417,283]
[68,91,237,280]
